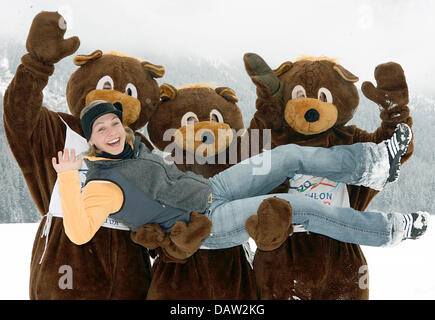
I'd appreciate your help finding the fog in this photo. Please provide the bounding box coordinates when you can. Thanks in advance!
[1,0,434,94]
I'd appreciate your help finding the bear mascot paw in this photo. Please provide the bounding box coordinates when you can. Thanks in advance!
[131,212,211,263]
[246,197,293,251]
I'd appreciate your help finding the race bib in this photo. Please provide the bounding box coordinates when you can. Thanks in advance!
[289,174,350,208]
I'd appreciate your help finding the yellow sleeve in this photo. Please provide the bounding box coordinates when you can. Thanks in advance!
[57,170,124,245]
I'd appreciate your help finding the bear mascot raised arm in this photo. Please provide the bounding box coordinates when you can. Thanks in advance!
[131,84,258,299]
[243,53,413,300]
[3,11,165,299]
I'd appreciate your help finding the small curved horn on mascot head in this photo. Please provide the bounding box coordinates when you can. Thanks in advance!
[142,61,165,78]
[159,83,177,101]
[333,64,359,83]
[73,50,103,66]
[215,87,239,103]
[273,61,293,76]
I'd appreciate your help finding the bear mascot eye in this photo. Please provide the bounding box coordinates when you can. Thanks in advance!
[291,85,306,99]
[58,16,67,30]
[96,75,114,90]
[318,87,333,103]
[125,83,138,98]
[209,109,224,123]
[181,112,199,126]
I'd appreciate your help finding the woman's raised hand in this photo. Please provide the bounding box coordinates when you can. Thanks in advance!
[52,148,83,173]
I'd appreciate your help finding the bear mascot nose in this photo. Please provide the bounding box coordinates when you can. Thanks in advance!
[304,109,320,122]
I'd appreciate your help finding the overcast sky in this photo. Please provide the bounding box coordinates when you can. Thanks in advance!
[1,0,434,94]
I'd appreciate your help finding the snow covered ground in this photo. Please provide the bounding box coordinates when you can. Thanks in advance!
[0,220,434,300]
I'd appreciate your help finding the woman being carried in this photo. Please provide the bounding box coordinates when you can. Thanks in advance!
[53,100,429,249]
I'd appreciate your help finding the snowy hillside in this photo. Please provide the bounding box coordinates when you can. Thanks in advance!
[1,37,434,223]
[0,39,74,113]
[0,221,434,300]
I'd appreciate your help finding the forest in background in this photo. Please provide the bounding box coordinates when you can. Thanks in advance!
[1,38,433,223]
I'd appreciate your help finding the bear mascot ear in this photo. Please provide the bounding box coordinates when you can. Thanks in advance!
[333,64,359,83]
[273,61,293,77]
[73,50,103,66]
[142,61,165,78]
[215,87,239,103]
[159,83,177,101]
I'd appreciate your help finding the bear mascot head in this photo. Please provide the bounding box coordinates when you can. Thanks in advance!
[67,49,164,132]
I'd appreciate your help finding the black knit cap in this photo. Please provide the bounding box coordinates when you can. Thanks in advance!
[81,101,123,141]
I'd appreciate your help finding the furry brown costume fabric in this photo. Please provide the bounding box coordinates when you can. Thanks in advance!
[243,53,414,300]
[130,211,213,263]
[3,11,165,299]
[136,84,257,299]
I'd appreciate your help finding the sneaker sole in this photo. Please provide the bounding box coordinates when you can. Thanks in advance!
[387,124,412,182]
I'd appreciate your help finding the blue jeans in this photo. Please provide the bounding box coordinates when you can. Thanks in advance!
[203,142,405,249]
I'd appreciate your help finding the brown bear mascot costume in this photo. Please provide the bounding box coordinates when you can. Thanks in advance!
[243,53,414,300]
[3,12,165,299]
[132,83,258,299]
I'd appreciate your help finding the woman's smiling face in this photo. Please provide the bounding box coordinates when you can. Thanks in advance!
[88,113,126,155]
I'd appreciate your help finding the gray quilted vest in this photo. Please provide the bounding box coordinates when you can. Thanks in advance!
[84,138,211,232]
